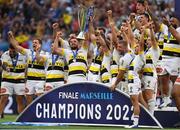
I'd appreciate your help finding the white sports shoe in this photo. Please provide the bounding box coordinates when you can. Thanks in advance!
[124,124,138,128]
[159,98,171,108]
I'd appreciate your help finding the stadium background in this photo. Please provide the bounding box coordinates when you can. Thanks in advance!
[0,0,180,129]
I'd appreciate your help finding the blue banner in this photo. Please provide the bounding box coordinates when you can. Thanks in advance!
[16,82,162,128]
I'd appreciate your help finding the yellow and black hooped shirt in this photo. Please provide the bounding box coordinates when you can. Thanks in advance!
[21,49,47,81]
[89,46,103,75]
[110,48,122,79]
[1,51,27,83]
[100,51,112,83]
[61,47,88,77]
[155,23,168,60]
[162,27,180,58]
[142,47,160,78]
[46,53,65,82]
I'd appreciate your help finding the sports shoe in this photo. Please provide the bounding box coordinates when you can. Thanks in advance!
[174,121,180,128]
[124,124,138,128]
[158,98,171,109]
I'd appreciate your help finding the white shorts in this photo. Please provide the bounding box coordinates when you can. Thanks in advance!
[25,80,45,95]
[88,71,100,82]
[157,57,180,76]
[128,83,141,96]
[67,75,87,84]
[119,81,128,93]
[175,74,180,86]
[0,82,25,95]
[142,76,157,91]
[45,82,64,92]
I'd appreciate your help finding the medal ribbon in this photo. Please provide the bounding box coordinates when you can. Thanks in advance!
[52,54,59,66]
[11,53,19,70]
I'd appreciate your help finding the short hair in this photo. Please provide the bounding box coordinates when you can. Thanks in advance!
[142,12,150,21]
[36,38,42,45]
[97,27,106,34]
[9,44,15,49]
[137,0,145,4]
[33,38,42,45]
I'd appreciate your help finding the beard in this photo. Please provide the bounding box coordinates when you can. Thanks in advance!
[71,46,78,50]
[172,24,177,29]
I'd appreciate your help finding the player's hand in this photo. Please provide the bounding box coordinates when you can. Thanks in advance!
[56,31,62,38]
[8,31,14,39]
[144,0,149,11]
[110,84,116,91]
[107,10,112,17]
[52,23,59,30]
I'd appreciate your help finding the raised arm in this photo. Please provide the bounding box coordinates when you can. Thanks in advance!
[8,31,26,55]
[126,20,136,49]
[107,10,118,47]
[149,22,158,48]
[139,26,146,53]
[52,31,65,56]
[97,33,110,54]
[145,1,160,32]
[163,17,180,43]
[52,23,60,39]
[52,23,68,48]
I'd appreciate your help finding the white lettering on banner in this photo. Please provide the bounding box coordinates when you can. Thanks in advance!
[4,96,13,114]
[95,104,101,120]
[51,104,57,118]
[59,92,79,99]
[79,104,86,119]
[106,104,133,121]
[67,104,74,119]
[123,105,129,120]
[36,103,42,118]
[36,103,102,120]
[59,104,66,118]
[35,103,133,121]
[44,103,50,118]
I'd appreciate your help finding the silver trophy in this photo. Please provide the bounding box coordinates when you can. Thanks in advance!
[77,0,95,40]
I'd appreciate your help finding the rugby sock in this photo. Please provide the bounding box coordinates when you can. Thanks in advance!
[133,115,139,125]
[148,99,155,115]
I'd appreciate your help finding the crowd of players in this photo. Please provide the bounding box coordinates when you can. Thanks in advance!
[0,0,180,128]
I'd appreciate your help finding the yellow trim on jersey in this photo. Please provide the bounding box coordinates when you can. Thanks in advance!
[60,48,65,56]
[101,75,111,81]
[142,67,153,73]
[164,35,168,40]
[111,68,118,74]
[46,74,64,79]
[158,41,163,45]
[28,60,45,66]
[163,47,180,53]
[27,72,46,77]
[4,63,27,69]
[119,67,126,71]
[21,48,27,55]
[159,24,163,32]
[128,74,134,80]
[69,66,87,72]
[2,74,25,79]
[89,66,100,72]
[139,51,144,55]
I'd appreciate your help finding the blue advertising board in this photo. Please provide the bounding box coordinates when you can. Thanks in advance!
[16,82,162,128]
